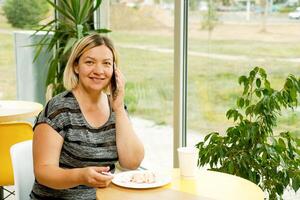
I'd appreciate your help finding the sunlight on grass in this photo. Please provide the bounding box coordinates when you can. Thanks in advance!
[114,40,300,135]
[0,33,16,99]
[110,31,172,48]
[117,47,173,125]
[111,30,300,58]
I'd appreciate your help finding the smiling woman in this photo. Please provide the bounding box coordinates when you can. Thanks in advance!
[63,34,118,97]
[30,34,144,200]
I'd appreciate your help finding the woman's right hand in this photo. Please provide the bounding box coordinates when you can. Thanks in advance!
[80,166,114,188]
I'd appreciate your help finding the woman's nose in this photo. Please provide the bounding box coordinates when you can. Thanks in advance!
[94,64,105,73]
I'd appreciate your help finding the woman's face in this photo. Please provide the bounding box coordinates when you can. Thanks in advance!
[74,45,114,93]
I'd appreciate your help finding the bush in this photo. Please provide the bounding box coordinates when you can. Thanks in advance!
[279,6,297,13]
[3,0,49,28]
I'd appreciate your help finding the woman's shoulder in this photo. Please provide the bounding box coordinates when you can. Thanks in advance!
[49,90,73,102]
[45,91,77,114]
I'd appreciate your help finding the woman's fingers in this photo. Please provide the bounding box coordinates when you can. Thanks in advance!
[114,68,125,85]
[82,166,113,188]
[94,172,113,188]
[94,172,113,182]
[96,180,112,188]
[93,166,110,173]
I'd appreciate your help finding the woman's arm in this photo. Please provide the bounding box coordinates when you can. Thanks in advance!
[33,124,113,189]
[115,108,144,169]
[112,68,145,169]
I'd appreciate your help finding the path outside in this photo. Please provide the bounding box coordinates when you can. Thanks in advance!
[118,43,300,63]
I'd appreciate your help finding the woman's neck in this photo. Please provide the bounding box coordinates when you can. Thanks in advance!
[72,85,104,106]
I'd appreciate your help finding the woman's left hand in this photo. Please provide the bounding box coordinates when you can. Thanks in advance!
[111,67,125,112]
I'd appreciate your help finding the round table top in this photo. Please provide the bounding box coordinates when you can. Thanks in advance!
[0,100,43,123]
[97,168,264,200]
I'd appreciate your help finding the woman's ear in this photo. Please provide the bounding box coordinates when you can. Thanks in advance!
[74,63,79,74]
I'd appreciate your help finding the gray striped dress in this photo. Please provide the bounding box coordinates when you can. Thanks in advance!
[30,91,119,200]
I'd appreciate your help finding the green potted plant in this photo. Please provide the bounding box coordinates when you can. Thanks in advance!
[196,67,300,199]
[34,0,110,97]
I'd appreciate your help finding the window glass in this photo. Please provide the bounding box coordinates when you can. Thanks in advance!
[109,1,174,170]
[187,1,300,146]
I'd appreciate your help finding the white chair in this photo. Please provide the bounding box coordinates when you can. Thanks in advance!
[10,140,34,200]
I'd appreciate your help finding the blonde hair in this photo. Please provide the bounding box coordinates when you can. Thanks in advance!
[63,34,118,91]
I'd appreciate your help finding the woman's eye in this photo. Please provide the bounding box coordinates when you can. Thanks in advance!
[104,62,112,66]
[85,61,94,65]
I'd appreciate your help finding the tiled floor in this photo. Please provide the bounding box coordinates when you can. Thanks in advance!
[3,117,299,200]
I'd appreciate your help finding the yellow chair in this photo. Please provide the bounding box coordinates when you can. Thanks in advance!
[0,122,33,199]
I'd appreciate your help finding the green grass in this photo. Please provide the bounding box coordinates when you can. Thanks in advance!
[111,31,300,59]
[0,7,18,100]
[117,47,173,125]
[0,33,16,99]
[186,56,300,135]
[113,39,300,135]
[188,39,300,58]
[110,31,173,48]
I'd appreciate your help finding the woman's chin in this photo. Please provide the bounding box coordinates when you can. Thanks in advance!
[87,84,109,93]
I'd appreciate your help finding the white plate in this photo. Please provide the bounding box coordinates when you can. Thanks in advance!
[112,170,171,189]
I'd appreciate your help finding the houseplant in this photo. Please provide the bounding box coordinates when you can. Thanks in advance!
[196,67,300,199]
[34,0,110,97]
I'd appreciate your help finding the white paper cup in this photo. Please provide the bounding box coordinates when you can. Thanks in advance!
[177,147,198,178]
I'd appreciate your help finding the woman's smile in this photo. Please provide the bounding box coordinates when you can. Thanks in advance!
[75,45,114,92]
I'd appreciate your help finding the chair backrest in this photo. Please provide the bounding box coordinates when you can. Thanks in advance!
[10,140,34,200]
[0,122,33,186]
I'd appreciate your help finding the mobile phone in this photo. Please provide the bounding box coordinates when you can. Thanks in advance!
[111,63,117,98]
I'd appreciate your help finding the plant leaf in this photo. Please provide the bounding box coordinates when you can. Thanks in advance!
[256,78,261,88]
[92,0,103,12]
[94,28,112,33]
[46,0,75,22]
[78,0,93,23]
[63,37,77,54]
[77,24,84,39]
[237,98,244,108]
[292,175,300,192]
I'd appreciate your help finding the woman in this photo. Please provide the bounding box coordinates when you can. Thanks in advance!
[30,34,144,199]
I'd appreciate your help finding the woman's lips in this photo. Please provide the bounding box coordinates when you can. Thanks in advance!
[90,77,105,83]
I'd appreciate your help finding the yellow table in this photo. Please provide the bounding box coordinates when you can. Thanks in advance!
[0,100,43,123]
[96,169,264,200]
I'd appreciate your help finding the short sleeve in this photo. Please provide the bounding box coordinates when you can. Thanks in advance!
[33,99,67,138]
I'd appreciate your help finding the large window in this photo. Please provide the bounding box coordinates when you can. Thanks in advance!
[187,0,300,145]
[108,1,174,170]
[0,0,175,170]
[186,3,300,198]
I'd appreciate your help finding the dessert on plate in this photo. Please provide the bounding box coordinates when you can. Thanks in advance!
[130,171,156,184]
